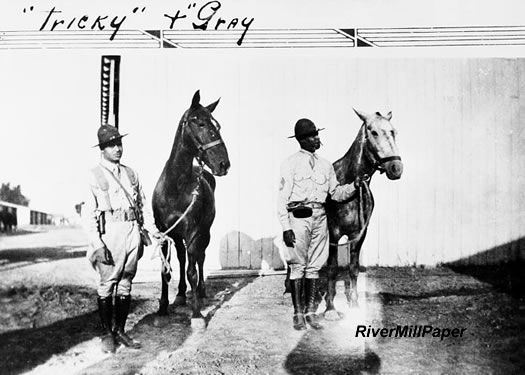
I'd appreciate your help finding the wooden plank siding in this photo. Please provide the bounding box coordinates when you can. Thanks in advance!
[216,58,525,269]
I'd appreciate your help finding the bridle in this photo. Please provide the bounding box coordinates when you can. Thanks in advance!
[362,125,402,175]
[181,112,225,164]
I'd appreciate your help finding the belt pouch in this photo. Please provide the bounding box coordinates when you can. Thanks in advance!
[291,206,313,218]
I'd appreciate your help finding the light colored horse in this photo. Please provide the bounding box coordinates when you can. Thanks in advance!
[324,109,403,320]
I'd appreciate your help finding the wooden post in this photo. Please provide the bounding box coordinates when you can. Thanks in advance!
[100,55,121,129]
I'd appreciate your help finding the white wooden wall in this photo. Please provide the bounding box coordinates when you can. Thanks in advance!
[4,53,522,268]
[197,57,525,268]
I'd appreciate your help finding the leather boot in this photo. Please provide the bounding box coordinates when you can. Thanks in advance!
[305,278,323,330]
[97,296,116,353]
[283,266,292,294]
[290,278,306,330]
[114,295,141,349]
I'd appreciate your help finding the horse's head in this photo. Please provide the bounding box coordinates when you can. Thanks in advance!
[183,90,230,176]
[354,109,403,180]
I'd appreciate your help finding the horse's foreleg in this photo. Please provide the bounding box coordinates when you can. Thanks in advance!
[194,232,210,300]
[187,252,204,323]
[345,230,367,308]
[324,244,343,321]
[174,236,187,306]
[197,251,207,299]
[346,251,360,308]
[158,241,170,315]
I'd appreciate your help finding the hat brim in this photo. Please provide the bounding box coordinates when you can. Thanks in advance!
[93,133,128,148]
[287,128,325,139]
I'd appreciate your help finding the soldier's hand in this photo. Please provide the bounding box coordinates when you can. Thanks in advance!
[92,246,114,266]
[283,230,296,247]
[151,231,167,243]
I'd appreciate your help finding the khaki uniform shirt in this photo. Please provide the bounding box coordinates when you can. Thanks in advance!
[278,149,356,231]
[83,158,156,250]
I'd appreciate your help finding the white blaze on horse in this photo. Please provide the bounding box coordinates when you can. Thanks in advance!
[323,109,403,320]
[152,90,230,328]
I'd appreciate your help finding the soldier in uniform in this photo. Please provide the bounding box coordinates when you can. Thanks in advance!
[84,125,165,353]
[278,118,362,330]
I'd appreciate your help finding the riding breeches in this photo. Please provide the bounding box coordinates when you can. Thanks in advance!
[96,221,141,297]
[285,208,329,280]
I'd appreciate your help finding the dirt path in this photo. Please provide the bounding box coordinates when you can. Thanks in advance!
[139,269,525,375]
[1,227,524,374]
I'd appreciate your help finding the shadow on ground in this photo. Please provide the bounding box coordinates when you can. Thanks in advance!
[0,246,87,269]
[0,277,254,375]
[79,276,255,375]
[0,285,100,374]
[446,237,524,299]
[285,330,381,375]
[447,262,525,299]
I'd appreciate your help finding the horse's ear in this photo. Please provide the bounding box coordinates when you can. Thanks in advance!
[353,108,371,124]
[385,111,392,121]
[191,90,201,109]
[206,98,221,113]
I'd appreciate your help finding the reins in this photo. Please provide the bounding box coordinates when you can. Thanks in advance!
[155,112,223,281]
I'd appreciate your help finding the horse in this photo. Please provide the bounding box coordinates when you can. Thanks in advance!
[152,90,230,326]
[0,209,17,233]
[323,109,403,320]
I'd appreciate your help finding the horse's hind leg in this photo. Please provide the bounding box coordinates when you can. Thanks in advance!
[158,241,170,315]
[324,243,343,321]
[174,236,187,306]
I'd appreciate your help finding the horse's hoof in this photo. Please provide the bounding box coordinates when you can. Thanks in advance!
[173,296,186,306]
[158,301,169,316]
[157,307,168,316]
[191,318,206,330]
[324,309,344,321]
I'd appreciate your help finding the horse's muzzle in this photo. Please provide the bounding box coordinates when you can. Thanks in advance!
[384,160,403,180]
[214,160,230,176]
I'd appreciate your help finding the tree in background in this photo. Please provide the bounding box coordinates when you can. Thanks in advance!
[0,183,30,206]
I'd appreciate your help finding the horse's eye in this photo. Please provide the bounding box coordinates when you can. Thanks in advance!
[371,130,378,137]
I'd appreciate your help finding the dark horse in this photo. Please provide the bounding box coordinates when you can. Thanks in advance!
[323,109,403,320]
[152,91,230,326]
[0,208,17,233]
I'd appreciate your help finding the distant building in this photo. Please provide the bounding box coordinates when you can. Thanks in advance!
[0,200,59,229]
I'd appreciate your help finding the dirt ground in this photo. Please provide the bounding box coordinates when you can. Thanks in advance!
[1,227,524,375]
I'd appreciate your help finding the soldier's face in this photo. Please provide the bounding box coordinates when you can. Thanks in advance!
[102,141,123,163]
[299,134,321,153]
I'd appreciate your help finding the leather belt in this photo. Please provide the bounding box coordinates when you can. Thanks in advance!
[287,201,325,210]
[104,208,137,222]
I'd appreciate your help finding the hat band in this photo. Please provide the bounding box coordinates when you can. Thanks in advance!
[296,130,319,140]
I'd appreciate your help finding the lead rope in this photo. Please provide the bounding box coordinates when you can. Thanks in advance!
[154,158,204,281]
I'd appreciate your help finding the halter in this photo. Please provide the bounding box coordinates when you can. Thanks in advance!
[362,125,402,174]
[181,112,225,162]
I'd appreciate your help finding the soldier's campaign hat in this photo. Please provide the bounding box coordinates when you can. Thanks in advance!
[288,118,324,139]
[93,125,128,148]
